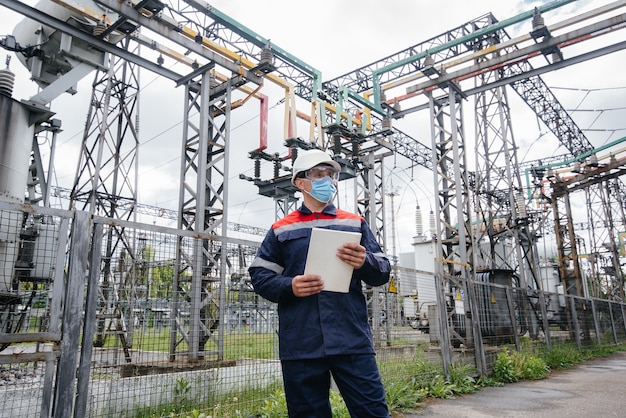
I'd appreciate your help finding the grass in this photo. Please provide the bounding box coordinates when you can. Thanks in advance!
[101,329,626,417]
[101,329,277,361]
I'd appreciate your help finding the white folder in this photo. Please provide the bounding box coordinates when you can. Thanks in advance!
[304,227,362,293]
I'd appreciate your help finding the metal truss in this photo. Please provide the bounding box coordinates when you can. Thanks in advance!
[584,183,624,300]
[321,4,600,171]
[428,88,486,374]
[354,151,390,344]
[171,70,233,361]
[548,157,626,299]
[470,28,544,344]
[69,41,141,356]
[172,0,319,98]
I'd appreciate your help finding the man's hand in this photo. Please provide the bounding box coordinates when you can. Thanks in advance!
[337,242,366,269]
[292,274,324,297]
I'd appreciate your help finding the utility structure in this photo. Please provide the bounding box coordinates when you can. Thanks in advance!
[318,0,626,371]
[2,0,626,373]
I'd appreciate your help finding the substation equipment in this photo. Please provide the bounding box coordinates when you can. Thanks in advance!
[1,0,626,380]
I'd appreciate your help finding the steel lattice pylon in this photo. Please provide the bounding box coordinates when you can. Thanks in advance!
[171,71,232,362]
[354,151,390,345]
[428,88,486,374]
[70,38,140,358]
[472,30,543,340]
[580,178,626,301]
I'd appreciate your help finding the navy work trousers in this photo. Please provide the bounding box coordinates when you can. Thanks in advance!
[281,353,390,418]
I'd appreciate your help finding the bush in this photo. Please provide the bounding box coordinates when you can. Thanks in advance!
[492,350,518,383]
[519,355,549,380]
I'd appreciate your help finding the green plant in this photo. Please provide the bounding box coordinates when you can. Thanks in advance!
[329,390,350,417]
[492,350,518,383]
[175,377,191,404]
[259,389,287,417]
[425,375,456,399]
[257,389,350,418]
[448,362,478,394]
[407,359,479,400]
[410,359,442,386]
[384,380,425,411]
[518,355,549,380]
[476,374,504,387]
[543,343,583,369]
[492,349,549,383]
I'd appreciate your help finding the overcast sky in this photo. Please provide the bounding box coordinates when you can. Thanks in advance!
[2,0,626,255]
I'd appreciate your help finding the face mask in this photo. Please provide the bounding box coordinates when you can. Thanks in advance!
[307,176,337,203]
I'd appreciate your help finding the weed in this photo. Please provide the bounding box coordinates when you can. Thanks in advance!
[384,380,425,411]
[492,349,549,383]
[174,377,191,404]
[448,362,478,394]
[425,374,456,399]
[492,350,517,383]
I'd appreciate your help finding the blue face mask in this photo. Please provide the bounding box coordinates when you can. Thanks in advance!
[308,176,337,203]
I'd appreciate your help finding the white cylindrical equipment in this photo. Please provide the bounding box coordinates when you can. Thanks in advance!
[0,92,35,293]
[0,96,33,204]
[12,0,117,89]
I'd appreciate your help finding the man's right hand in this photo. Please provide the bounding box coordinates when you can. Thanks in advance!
[292,274,324,297]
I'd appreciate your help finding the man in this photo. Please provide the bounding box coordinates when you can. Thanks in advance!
[248,148,391,417]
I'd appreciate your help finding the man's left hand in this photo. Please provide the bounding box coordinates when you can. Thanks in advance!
[337,242,366,269]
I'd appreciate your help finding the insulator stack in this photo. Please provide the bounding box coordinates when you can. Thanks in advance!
[415,204,423,236]
[0,67,15,97]
[351,139,359,159]
[382,116,392,131]
[273,153,280,178]
[93,23,107,38]
[429,210,436,235]
[516,193,527,218]
[260,44,274,66]
[532,10,545,31]
[254,159,261,178]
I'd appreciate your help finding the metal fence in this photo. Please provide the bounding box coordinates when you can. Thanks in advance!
[1,202,625,417]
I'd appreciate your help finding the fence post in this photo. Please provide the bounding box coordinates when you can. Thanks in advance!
[590,299,601,345]
[52,211,91,418]
[435,274,452,376]
[40,216,70,418]
[466,278,486,375]
[537,290,551,351]
[74,222,103,418]
[606,301,617,345]
[570,297,581,350]
[504,286,520,351]
[622,303,626,336]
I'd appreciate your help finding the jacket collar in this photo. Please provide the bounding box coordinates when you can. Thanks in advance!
[299,202,337,216]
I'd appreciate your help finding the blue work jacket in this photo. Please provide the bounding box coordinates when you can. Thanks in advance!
[248,203,391,360]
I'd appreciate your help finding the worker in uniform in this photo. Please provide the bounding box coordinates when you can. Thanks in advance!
[249,149,391,417]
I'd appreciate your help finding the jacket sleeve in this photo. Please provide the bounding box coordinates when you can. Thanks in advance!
[354,219,391,287]
[248,228,295,303]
